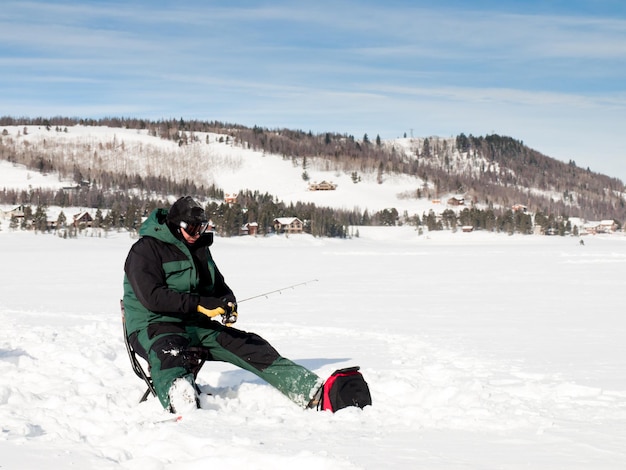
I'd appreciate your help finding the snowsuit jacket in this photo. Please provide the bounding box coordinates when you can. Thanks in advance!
[122,208,321,410]
[122,208,233,337]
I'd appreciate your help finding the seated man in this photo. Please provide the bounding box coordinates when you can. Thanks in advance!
[122,196,323,412]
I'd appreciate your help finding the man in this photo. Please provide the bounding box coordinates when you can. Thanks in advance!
[123,196,323,412]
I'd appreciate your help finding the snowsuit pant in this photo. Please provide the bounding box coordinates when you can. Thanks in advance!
[130,316,321,409]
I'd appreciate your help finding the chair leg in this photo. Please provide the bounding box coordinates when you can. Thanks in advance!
[121,300,208,411]
[140,387,152,403]
[121,300,158,402]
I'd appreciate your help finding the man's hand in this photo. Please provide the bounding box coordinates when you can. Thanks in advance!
[220,295,238,326]
[222,310,238,326]
[197,296,238,326]
[197,297,227,318]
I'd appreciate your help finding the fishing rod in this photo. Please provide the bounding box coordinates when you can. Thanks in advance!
[238,279,319,303]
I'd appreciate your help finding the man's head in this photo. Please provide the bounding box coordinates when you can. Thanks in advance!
[166,196,209,242]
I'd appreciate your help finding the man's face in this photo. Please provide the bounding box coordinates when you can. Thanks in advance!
[180,227,200,244]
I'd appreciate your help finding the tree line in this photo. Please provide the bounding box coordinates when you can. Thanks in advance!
[0,185,394,238]
[3,184,607,238]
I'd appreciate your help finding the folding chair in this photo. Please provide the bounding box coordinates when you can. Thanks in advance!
[120,300,207,409]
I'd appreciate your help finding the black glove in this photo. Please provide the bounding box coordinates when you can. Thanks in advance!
[220,294,237,313]
[220,294,238,326]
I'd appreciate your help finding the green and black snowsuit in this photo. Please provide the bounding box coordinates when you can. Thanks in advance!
[123,208,321,409]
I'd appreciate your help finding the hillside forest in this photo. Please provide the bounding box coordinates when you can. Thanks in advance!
[0,116,624,238]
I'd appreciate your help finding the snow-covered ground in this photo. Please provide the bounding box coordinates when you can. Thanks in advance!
[0,159,71,191]
[1,228,625,469]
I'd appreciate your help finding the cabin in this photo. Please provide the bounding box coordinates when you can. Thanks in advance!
[598,220,617,233]
[273,217,303,234]
[447,196,465,206]
[2,205,26,221]
[582,220,618,235]
[308,181,337,191]
[240,222,259,236]
[73,211,93,228]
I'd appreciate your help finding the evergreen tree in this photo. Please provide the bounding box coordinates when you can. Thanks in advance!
[125,204,140,231]
[21,206,33,230]
[57,211,67,230]
[377,162,384,184]
[424,210,442,231]
[93,209,103,229]
[441,209,457,231]
[9,215,19,231]
[33,205,48,232]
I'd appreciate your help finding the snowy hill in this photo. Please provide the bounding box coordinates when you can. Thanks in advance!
[2,122,623,221]
[0,124,440,215]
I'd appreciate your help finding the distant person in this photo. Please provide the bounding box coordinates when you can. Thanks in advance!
[122,196,323,412]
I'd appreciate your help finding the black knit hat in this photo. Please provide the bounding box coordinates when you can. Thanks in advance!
[166,196,206,228]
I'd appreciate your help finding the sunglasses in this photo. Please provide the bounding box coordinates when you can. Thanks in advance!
[179,220,209,237]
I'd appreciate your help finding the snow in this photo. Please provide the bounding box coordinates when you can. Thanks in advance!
[1,125,625,468]
[0,125,449,215]
[0,160,72,191]
[1,228,625,469]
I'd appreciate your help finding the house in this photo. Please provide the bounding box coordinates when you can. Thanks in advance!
[73,211,93,228]
[308,181,337,191]
[512,204,528,213]
[461,225,474,233]
[224,193,237,204]
[598,220,617,233]
[239,222,259,236]
[582,220,617,235]
[582,222,596,235]
[2,204,26,221]
[447,196,465,206]
[273,217,303,234]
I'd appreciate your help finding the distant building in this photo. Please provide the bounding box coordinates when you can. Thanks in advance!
[308,181,337,191]
[73,211,93,228]
[1,205,26,221]
[273,217,303,234]
[447,196,465,206]
[598,220,617,233]
[240,222,259,236]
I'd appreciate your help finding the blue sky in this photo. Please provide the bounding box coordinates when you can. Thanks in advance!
[2,1,625,181]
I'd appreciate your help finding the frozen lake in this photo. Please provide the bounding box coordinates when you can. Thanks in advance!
[1,228,624,469]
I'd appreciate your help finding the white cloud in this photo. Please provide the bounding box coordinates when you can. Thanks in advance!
[1,1,624,181]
